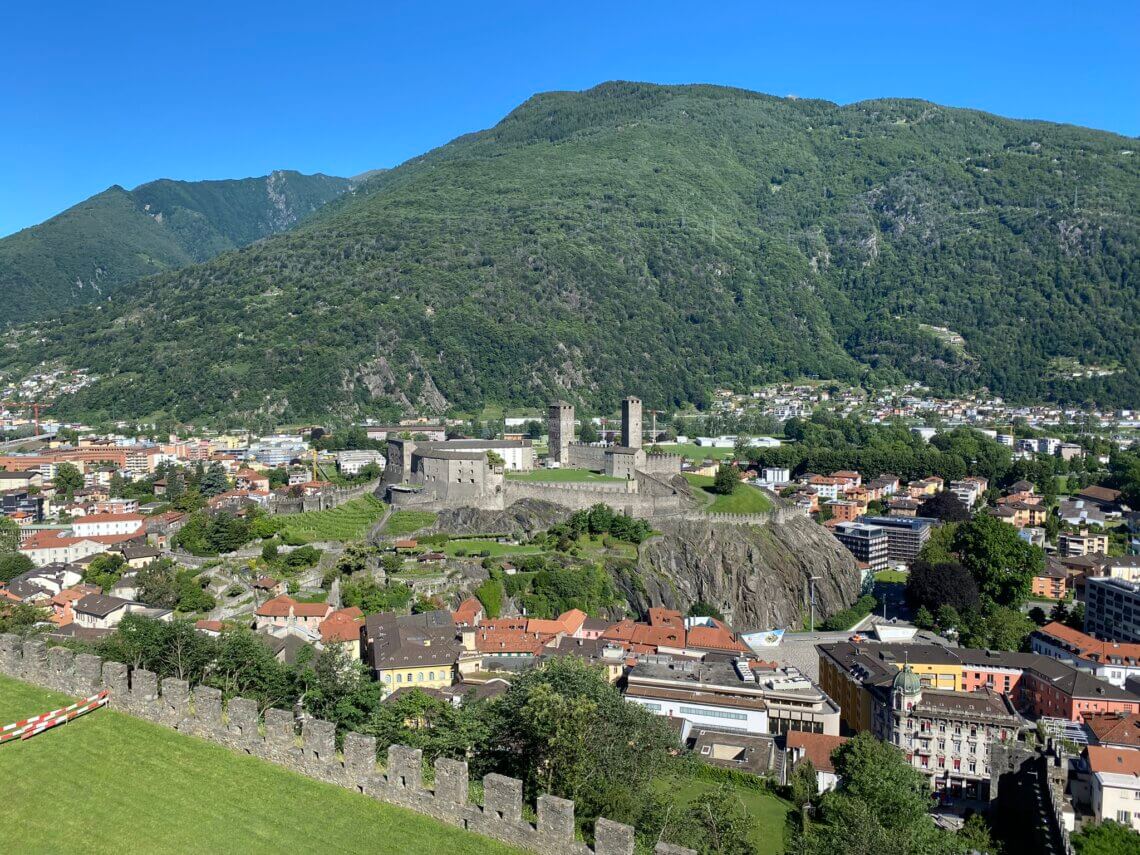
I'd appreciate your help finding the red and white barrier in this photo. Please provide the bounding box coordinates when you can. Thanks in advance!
[0,690,108,744]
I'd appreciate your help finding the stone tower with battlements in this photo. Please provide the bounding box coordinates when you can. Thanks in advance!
[547,401,574,464]
[621,396,642,449]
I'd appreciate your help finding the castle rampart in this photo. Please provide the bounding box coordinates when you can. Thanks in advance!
[0,634,692,855]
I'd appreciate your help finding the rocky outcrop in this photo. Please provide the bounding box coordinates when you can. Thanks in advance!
[627,514,861,630]
[430,499,573,537]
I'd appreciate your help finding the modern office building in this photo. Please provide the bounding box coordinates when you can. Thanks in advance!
[1087,578,1140,644]
[833,521,889,570]
[857,516,936,566]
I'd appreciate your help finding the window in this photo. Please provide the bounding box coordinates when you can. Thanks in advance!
[678,705,747,722]
[396,674,402,684]
[407,673,413,683]
[640,702,662,712]
[1117,811,1131,825]
[429,671,435,681]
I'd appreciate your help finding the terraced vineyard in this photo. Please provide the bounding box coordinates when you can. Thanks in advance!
[278,495,386,543]
[383,510,439,537]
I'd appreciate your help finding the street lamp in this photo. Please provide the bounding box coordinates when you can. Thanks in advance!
[809,575,821,633]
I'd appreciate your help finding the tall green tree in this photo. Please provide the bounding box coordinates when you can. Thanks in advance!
[54,461,83,500]
[952,514,1043,607]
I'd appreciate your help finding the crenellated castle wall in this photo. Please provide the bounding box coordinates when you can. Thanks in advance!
[0,634,692,855]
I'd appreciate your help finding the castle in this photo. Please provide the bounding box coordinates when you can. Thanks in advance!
[383,396,685,516]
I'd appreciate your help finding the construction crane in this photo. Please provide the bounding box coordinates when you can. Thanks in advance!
[646,409,664,444]
[1,401,51,437]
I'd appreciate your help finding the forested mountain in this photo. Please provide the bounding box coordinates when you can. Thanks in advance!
[2,82,1137,424]
[0,171,351,323]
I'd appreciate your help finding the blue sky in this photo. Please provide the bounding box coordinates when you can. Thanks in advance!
[2,1,1137,237]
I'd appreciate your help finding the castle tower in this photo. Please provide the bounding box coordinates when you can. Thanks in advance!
[547,401,574,464]
[621,396,642,449]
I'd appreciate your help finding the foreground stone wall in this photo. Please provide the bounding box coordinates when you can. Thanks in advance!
[0,635,690,855]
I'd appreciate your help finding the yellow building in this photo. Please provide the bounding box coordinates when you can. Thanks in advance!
[817,642,966,734]
[362,611,462,693]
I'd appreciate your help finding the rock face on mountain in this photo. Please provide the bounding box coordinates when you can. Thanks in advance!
[627,514,861,630]
[429,499,573,537]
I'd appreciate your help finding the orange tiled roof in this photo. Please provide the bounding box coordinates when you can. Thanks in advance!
[787,731,849,773]
[1086,745,1140,777]
[452,597,483,626]
[1085,713,1140,748]
[1039,622,1140,665]
[320,608,365,643]
[255,595,332,619]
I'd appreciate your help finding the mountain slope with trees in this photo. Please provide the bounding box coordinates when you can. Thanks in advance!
[0,170,352,323]
[3,82,1137,424]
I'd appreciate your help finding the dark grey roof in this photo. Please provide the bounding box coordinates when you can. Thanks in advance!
[75,593,132,617]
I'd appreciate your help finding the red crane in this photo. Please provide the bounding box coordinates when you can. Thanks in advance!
[1,401,52,437]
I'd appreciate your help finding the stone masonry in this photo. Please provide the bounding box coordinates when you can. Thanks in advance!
[0,634,692,855]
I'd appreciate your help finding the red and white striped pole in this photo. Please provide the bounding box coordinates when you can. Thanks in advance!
[0,690,108,744]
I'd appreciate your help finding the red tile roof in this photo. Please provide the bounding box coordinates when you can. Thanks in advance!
[452,597,484,626]
[474,628,554,655]
[255,595,332,618]
[787,732,850,774]
[1086,745,1140,777]
[1085,713,1140,748]
[320,608,365,643]
[1038,622,1140,665]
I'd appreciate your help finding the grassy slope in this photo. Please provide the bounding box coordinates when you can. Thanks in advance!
[0,675,515,855]
[443,539,544,557]
[383,510,439,537]
[683,474,773,514]
[656,443,736,461]
[650,773,792,855]
[505,468,622,483]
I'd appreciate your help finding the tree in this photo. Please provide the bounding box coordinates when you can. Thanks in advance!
[0,602,50,635]
[791,760,819,808]
[84,553,127,591]
[207,627,298,711]
[578,420,599,443]
[663,784,759,855]
[917,491,971,523]
[136,561,182,608]
[953,514,1043,608]
[0,552,34,583]
[913,605,935,630]
[713,463,740,495]
[957,814,1001,855]
[0,516,20,554]
[796,732,962,855]
[687,601,724,621]
[380,553,404,575]
[54,462,83,500]
[905,560,980,613]
[481,656,676,826]
[1028,606,1047,626]
[485,450,505,469]
[1071,820,1140,855]
[198,462,230,498]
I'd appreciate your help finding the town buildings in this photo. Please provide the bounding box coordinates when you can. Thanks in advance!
[879,665,1020,798]
[1087,578,1140,644]
[856,516,934,566]
[1031,622,1140,688]
[833,521,889,571]
[362,610,464,690]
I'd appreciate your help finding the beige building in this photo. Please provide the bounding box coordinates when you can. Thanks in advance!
[1086,745,1140,831]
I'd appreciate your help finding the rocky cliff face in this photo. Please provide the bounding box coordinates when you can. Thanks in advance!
[429,499,573,537]
[626,515,861,630]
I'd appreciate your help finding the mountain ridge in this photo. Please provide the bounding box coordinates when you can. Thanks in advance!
[2,82,1137,422]
[0,170,352,324]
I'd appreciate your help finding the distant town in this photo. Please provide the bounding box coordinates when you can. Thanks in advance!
[2,382,1139,855]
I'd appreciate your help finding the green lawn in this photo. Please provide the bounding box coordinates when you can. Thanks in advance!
[874,569,908,584]
[651,773,792,855]
[505,468,622,483]
[278,495,386,543]
[443,539,544,558]
[683,474,773,514]
[0,676,516,855]
[655,443,736,461]
[384,510,439,537]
